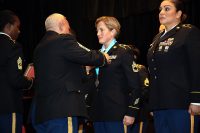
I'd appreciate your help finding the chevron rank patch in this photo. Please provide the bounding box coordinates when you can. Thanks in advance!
[17,57,22,70]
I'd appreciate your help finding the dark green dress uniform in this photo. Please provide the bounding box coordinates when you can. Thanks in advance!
[0,33,31,133]
[90,43,141,133]
[32,31,107,126]
[147,24,200,133]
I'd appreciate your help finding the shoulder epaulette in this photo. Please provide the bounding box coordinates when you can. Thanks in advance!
[137,64,143,70]
[118,44,131,50]
[133,64,145,72]
[181,24,192,29]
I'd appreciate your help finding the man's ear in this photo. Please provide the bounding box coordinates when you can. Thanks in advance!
[4,23,12,34]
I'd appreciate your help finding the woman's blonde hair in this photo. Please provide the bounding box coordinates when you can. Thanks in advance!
[95,16,121,38]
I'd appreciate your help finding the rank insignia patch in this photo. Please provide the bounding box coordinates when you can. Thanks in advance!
[17,57,22,70]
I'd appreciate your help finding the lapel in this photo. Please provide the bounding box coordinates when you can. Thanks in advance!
[150,24,182,54]
[98,43,118,76]
[149,32,163,55]
[107,42,118,55]
[159,24,181,42]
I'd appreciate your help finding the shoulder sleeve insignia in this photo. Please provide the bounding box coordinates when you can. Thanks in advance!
[17,57,22,70]
[119,44,127,49]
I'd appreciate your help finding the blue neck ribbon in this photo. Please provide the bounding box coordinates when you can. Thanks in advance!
[95,39,117,75]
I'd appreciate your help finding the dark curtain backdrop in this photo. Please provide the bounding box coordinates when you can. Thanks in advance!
[0,0,199,65]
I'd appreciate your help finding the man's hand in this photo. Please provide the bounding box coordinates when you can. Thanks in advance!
[85,66,94,75]
[188,104,200,115]
[123,115,135,126]
[103,53,111,64]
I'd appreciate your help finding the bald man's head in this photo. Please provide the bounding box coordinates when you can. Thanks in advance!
[45,13,70,34]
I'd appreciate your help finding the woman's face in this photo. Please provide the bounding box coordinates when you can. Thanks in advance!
[159,0,181,28]
[96,21,114,45]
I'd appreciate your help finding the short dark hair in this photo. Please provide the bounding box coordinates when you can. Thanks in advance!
[0,10,18,31]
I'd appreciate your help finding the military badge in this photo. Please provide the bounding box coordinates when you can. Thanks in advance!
[158,45,163,51]
[158,38,174,52]
[164,46,169,52]
[110,55,117,60]
[182,24,192,29]
[176,26,180,30]
[17,57,22,70]
[119,44,127,49]
[167,38,174,45]
[134,98,140,105]
[113,46,117,49]
[84,94,88,99]
[132,62,139,72]
[144,78,149,87]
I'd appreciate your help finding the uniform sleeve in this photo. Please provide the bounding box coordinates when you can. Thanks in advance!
[61,37,107,67]
[7,45,31,90]
[138,65,150,101]
[185,26,200,103]
[121,48,141,117]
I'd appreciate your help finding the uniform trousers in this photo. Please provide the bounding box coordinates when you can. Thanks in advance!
[34,117,78,133]
[0,113,23,133]
[31,101,78,133]
[153,109,190,133]
[130,121,148,133]
[94,121,130,133]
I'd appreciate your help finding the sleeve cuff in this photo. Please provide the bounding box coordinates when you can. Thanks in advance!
[126,106,139,118]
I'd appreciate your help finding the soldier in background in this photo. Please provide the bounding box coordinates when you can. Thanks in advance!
[147,0,200,132]
[127,45,154,133]
[0,10,33,133]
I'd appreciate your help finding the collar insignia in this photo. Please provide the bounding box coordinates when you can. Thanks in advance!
[110,55,117,60]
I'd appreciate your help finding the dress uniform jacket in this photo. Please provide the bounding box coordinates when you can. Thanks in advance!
[147,24,200,111]
[91,43,141,121]
[33,31,106,124]
[0,33,31,114]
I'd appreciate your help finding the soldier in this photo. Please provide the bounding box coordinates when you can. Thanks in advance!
[89,16,141,133]
[32,13,110,133]
[147,0,200,132]
[0,10,33,133]
[127,45,153,133]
